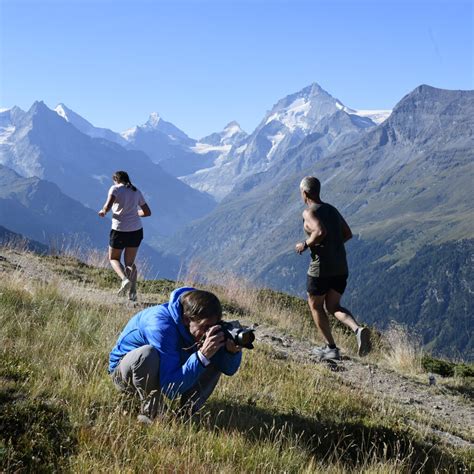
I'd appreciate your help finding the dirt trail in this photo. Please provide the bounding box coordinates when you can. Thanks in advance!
[1,248,472,449]
[253,325,473,449]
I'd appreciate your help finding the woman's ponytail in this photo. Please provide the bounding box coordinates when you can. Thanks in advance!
[113,170,137,191]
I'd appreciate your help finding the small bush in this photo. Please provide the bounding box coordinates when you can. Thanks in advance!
[422,355,474,378]
[454,363,474,378]
[422,355,455,377]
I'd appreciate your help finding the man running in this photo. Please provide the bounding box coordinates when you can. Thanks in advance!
[295,176,371,361]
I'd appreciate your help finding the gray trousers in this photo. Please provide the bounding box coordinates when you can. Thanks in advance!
[112,345,221,419]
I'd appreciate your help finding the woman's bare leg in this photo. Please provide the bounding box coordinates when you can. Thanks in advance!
[124,247,139,282]
[109,247,127,281]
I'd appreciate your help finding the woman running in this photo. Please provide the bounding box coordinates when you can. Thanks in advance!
[98,171,151,301]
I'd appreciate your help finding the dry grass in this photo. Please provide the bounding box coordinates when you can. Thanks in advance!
[1,250,471,472]
[381,324,423,376]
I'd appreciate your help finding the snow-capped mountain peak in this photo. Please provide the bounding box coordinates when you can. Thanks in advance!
[263,82,348,133]
[144,112,161,129]
[222,121,245,138]
[265,96,311,132]
[53,103,127,145]
[123,112,193,145]
[181,82,381,200]
[198,121,248,148]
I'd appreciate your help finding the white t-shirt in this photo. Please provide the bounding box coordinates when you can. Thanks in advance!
[108,184,146,232]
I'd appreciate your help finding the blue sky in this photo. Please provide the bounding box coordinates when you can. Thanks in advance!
[1,0,472,138]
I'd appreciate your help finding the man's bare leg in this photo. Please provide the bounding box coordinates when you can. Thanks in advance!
[307,293,336,346]
[325,289,371,356]
[325,289,359,332]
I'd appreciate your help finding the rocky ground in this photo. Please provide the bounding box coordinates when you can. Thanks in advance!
[1,247,472,451]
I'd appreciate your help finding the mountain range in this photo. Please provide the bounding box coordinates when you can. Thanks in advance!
[179,83,388,200]
[0,102,216,243]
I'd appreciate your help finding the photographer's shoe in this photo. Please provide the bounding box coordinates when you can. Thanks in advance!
[356,327,371,356]
[117,278,131,296]
[312,345,341,361]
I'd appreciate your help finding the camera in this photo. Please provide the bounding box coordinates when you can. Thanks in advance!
[220,320,255,349]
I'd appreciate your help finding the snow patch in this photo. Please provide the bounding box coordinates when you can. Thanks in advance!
[191,142,231,155]
[235,143,247,154]
[0,126,15,144]
[145,112,161,129]
[55,104,69,121]
[267,131,285,159]
[223,123,242,138]
[353,109,392,124]
[265,98,311,132]
[121,126,138,140]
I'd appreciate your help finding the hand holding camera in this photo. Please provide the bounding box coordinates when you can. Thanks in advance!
[200,325,226,359]
[200,320,255,359]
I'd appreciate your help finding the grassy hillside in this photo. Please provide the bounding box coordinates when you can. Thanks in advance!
[0,249,472,473]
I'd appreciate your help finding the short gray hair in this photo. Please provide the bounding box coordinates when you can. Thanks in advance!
[300,176,321,199]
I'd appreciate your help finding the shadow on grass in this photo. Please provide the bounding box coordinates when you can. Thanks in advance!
[443,381,474,400]
[0,355,76,472]
[200,400,470,472]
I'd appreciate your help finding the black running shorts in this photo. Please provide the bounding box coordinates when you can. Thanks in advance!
[306,274,348,296]
[109,228,143,249]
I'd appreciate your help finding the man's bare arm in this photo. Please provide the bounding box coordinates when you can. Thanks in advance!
[304,208,327,247]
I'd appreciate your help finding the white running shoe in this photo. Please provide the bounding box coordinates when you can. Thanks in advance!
[117,278,131,296]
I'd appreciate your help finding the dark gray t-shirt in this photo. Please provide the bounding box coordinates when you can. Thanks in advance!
[305,203,348,278]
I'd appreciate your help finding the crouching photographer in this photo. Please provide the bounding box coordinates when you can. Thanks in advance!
[109,287,251,423]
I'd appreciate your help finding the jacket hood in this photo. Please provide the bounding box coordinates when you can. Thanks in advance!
[168,287,196,323]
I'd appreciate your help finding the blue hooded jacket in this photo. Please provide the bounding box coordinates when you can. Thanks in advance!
[109,287,242,398]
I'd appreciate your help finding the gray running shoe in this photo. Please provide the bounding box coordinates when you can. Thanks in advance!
[137,414,153,425]
[311,345,327,356]
[312,345,341,361]
[117,278,131,296]
[357,327,371,356]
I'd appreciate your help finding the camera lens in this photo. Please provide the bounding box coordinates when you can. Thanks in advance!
[237,330,255,348]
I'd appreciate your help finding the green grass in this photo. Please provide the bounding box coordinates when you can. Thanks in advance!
[1,261,473,473]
